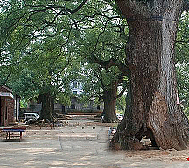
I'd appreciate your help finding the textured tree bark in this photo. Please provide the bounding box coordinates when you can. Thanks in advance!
[39,93,54,121]
[111,0,189,150]
[103,82,117,123]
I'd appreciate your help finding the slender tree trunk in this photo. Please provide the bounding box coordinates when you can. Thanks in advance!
[103,85,117,122]
[112,0,189,150]
[39,93,54,121]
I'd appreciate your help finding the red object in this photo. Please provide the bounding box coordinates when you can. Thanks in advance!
[187,157,189,161]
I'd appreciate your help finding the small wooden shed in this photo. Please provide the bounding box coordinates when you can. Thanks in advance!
[0,85,15,126]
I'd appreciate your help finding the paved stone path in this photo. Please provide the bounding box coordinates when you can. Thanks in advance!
[0,119,189,168]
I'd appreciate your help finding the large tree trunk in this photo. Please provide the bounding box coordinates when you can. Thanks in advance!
[103,83,117,122]
[112,0,189,150]
[39,93,54,121]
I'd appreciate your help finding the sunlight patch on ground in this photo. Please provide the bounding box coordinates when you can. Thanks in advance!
[49,161,68,166]
[4,147,56,154]
[57,133,96,138]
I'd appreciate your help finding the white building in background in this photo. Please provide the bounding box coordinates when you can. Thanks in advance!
[71,81,83,95]
[67,81,103,112]
[22,81,103,115]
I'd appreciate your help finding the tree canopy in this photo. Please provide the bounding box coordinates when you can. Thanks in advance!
[0,0,188,123]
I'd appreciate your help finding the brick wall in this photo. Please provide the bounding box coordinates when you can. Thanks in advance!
[0,86,15,126]
[6,98,14,125]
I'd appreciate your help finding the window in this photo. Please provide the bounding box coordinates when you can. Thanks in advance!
[73,91,77,95]
[73,81,77,88]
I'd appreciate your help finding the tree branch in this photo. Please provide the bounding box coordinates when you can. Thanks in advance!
[115,0,151,19]
[91,20,109,55]
[92,56,130,76]
[94,67,105,88]
[69,0,88,14]
[25,0,88,15]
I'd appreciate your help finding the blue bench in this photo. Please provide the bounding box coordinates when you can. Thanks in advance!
[3,127,26,140]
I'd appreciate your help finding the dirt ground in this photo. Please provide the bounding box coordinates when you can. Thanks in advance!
[25,121,189,163]
[0,116,189,168]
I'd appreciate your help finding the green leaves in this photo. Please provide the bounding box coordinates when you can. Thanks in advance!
[176,12,189,113]
[176,12,189,63]
[0,0,188,114]
[177,63,189,111]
